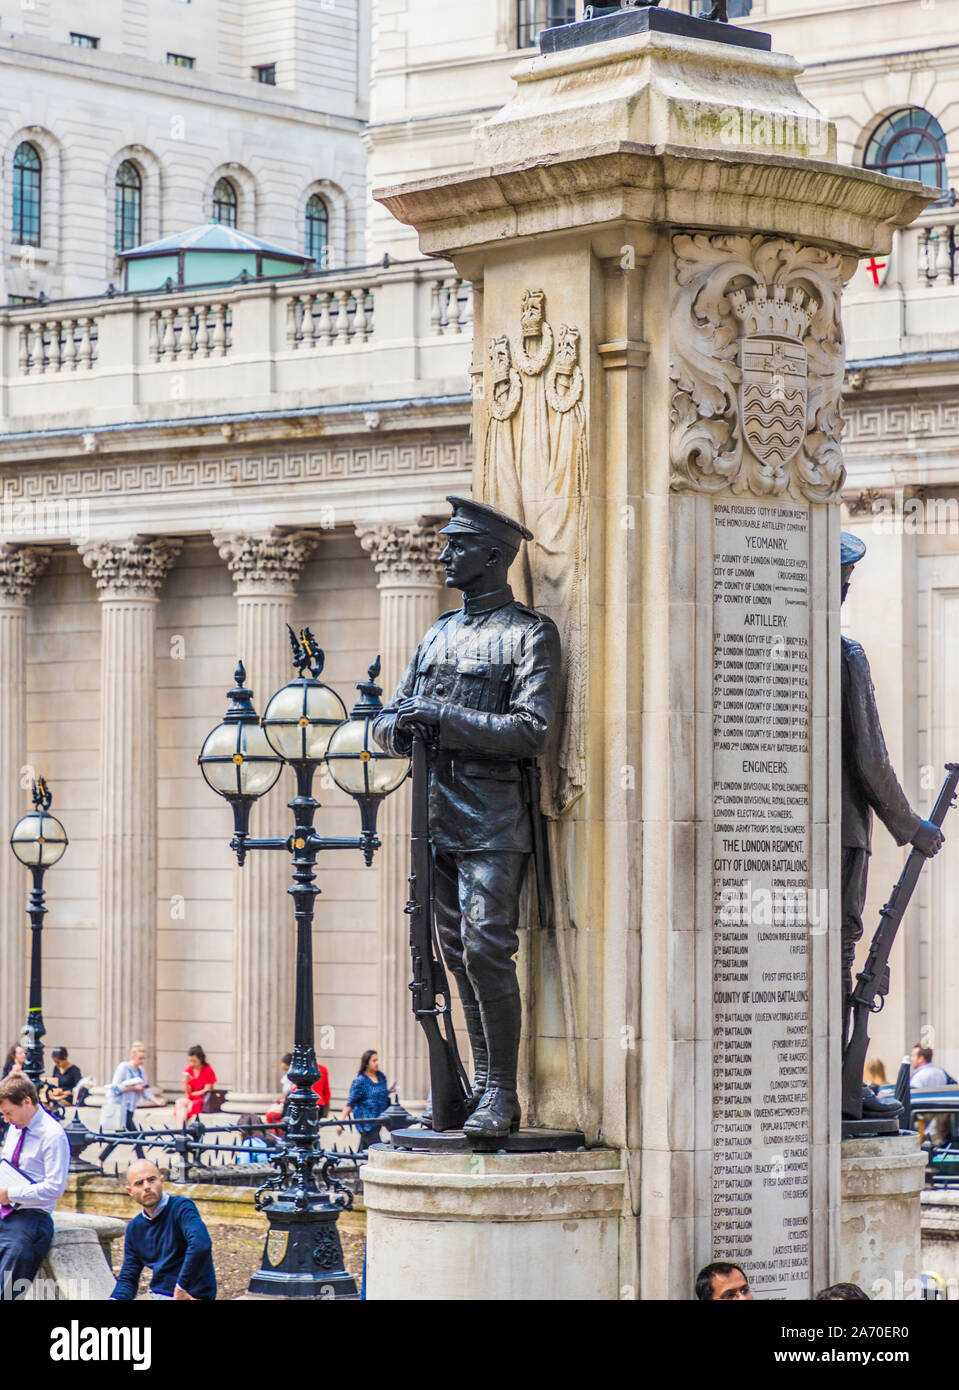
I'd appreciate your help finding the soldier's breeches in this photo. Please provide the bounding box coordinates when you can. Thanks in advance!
[432,848,528,1004]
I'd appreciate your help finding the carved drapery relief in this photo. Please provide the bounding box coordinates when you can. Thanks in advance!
[670,234,846,502]
[0,545,51,604]
[80,537,182,598]
[358,522,445,584]
[480,291,588,815]
[214,528,317,596]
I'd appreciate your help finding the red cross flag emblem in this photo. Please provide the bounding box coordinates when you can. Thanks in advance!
[864,255,889,288]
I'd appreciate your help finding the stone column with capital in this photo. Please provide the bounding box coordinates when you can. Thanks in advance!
[0,545,51,1050]
[213,529,317,1109]
[359,521,446,1105]
[81,538,181,1086]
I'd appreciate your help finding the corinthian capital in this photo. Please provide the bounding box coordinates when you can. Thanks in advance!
[0,545,51,604]
[358,522,444,584]
[213,528,317,596]
[80,537,182,599]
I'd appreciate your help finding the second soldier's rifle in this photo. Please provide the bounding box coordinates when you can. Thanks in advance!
[842,761,959,1136]
[406,735,471,1131]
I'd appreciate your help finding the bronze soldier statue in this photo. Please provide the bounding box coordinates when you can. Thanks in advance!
[840,532,944,1120]
[373,497,560,1140]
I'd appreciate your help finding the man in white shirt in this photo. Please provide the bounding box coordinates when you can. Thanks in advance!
[910,1043,950,1090]
[0,1074,71,1299]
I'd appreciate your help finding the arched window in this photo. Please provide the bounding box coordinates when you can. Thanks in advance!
[864,108,948,192]
[13,141,41,246]
[305,194,329,266]
[212,177,238,227]
[114,160,142,252]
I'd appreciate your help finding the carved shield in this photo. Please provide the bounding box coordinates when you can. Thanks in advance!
[739,336,807,468]
[266,1228,288,1267]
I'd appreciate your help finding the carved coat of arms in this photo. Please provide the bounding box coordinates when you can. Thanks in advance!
[669,234,847,501]
[734,285,812,470]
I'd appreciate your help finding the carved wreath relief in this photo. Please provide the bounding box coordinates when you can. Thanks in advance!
[480,290,587,815]
[670,234,847,502]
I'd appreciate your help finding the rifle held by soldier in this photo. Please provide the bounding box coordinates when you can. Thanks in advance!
[406,734,471,1131]
[842,762,959,1124]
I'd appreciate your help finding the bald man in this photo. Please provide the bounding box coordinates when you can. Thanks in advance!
[111,1160,216,1301]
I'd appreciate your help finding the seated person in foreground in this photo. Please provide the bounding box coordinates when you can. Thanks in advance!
[111,1159,216,1301]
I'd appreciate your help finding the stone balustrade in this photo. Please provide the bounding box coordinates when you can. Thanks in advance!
[17,314,99,375]
[0,261,473,426]
[149,301,233,361]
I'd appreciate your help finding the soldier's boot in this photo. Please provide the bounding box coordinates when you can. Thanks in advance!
[418,1005,490,1128]
[462,1002,490,1115]
[463,993,522,1141]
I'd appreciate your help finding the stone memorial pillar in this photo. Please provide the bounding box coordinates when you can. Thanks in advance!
[0,546,50,1049]
[370,10,930,1299]
[82,538,181,1086]
[213,529,317,1110]
[357,521,446,1106]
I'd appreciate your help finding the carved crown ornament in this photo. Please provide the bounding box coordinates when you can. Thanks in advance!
[669,233,847,503]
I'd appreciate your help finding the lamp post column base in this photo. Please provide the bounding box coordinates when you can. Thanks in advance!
[248,1201,358,1299]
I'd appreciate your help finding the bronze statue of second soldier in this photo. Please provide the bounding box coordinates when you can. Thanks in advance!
[373,497,560,1140]
[840,531,944,1120]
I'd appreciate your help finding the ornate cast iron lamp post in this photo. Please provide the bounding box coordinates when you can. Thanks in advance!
[199,629,408,1297]
[9,777,68,1088]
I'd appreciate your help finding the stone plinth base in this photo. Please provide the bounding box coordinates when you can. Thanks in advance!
[840,1134,927,1297]
[363,1146,624,1301]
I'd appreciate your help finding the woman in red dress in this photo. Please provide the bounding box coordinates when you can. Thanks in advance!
[174,1044,216,1127]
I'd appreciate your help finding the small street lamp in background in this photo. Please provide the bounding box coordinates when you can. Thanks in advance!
[9,777,68,1088]
[199,629,408,1298]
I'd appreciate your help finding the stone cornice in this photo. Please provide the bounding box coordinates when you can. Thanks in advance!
[214,528,318,596]
[376,145,930,262]
[0,398,472,470]
[357,521,445,583]
[0,545,51,604]
[80,537,182,599]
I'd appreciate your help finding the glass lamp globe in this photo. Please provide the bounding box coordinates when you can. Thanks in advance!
[199,717,282,800]
[198,663,283,802]
[10,807,68,867]
[326,715,409,798]
[261,677,347,764]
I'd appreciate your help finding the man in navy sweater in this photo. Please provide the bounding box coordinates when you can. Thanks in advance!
[111,1160,216,1300]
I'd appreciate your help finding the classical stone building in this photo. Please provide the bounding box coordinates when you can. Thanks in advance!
[3,0,958,1107]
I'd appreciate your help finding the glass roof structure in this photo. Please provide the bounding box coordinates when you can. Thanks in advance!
[118,221,314,292]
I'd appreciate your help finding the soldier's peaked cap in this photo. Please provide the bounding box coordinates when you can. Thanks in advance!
[840,532,867,567]
[440,496,533,547]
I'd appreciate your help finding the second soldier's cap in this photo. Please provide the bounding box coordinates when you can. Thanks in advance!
[840,532,867,567]
[440,495,533,547]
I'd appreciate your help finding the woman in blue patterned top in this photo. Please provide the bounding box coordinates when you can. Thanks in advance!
[338,1050,391,1152]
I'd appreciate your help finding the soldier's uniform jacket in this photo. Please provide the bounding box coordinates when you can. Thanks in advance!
[373,585,560,852]
[841,635,921,852]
